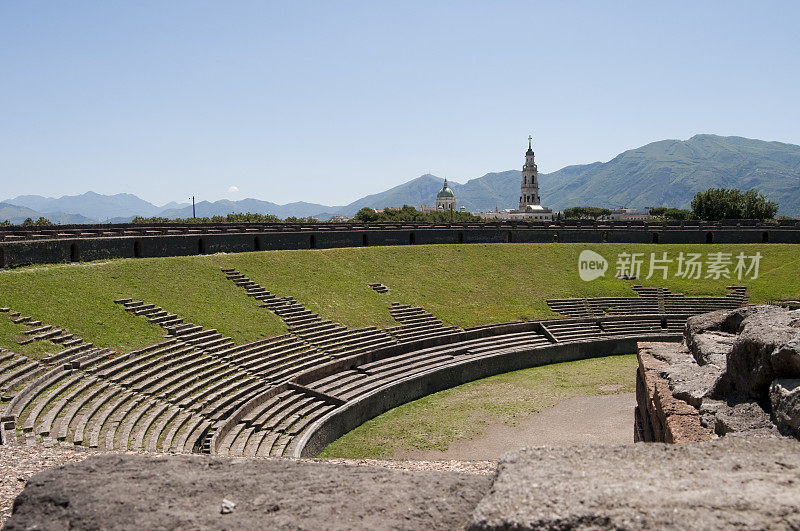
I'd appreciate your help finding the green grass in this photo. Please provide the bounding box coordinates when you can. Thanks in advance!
[0,243,798,353]
[319,354,638,458]
[220,243,800,329]
[0,256,286,352]
[0,317,58,359]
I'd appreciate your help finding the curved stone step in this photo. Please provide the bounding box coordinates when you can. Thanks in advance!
[139,404,175,451]
[87,392,134,448]
[252,430,280,457]
[132,402,171,451]
[173,417,211,453]
[216,422,247,455]
[14,370,84,434]
[113,398,154,450]
[22,372,84,434]
[55,381,111,442]
[71,386,124,446]
[103,396,145,450]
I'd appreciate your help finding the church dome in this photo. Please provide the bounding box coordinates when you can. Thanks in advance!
[437,179,454,198]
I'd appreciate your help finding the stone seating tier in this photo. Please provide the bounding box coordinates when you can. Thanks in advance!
[4,280,696,458]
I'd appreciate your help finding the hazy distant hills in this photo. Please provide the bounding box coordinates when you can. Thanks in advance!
[0,202,94,225]
[7,192,166,222]
[154,199,335,221]
[3,134,799,223]
[359,171,521,215]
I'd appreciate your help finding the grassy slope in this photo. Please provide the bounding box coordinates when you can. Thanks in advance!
[220,243,800,329]
[0,243,797,353]
[0,318,58,359]
[320,354,638,458]
[0,256,285,352]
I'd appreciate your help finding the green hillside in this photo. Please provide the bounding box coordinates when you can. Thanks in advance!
[339,135,800,216]
[5,135,798,221]
[0,243,798,354]
[539,134,800,215]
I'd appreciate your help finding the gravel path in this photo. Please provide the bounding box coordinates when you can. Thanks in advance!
[0,444,494,528]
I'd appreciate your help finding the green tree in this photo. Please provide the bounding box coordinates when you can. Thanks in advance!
[563,207,611,219]
[284,216,318,223]
[353,207,380,222]
[21,217,34,226]
[648,207,695,221]
[354,205,481,223]
[34,217,53,226]
[691,188,778,220]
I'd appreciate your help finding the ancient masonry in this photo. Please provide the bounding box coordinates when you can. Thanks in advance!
[2,220,799,268]
[0,281,753,455]
[636,305,800,443]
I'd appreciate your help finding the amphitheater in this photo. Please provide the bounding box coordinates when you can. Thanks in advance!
[1,224,799,529]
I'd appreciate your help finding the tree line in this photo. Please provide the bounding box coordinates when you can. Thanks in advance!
[563,188,779,221]
[353,205,482,223]
[0,188,784,226]
[129,212,312,224]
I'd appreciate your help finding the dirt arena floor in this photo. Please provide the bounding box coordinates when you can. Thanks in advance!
[397,392,635,460]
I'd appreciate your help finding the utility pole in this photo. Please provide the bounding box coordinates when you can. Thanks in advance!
[191,196,196,219]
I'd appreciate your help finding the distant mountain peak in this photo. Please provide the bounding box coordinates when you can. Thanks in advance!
[2,135,798,222]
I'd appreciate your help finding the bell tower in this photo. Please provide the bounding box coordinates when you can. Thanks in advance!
[519,135,540,210]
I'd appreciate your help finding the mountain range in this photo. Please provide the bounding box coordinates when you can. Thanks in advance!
[3,134,799,224]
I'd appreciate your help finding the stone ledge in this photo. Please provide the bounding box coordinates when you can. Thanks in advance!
[5,454,490,530]
[8,437,800,530]
[468,436,800,530]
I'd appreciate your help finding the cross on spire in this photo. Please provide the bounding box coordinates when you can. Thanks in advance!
[528,135,532,149]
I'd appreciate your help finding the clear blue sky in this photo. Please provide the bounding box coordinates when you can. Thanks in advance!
[2,1,798,206]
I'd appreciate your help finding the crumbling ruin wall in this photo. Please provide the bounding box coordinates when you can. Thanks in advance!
[635,305,800,443]
[635,343,715,442]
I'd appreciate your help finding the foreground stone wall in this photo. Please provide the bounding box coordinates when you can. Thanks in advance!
[8,437,800,530]
[635,306,800,443]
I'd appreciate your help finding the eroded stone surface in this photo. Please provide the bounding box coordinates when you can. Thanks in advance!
[687,330,735,367]
[700,398,777,436]
[635,343,715,443]
[684,307,757,338]
[772,335,800,377]
[643,306,800,441]
[468,436,800,530]
[6,454,490,530]
[726,307,800,398]
[770,378,800,437]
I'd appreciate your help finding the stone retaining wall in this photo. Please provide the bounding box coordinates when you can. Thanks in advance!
[2,222,798,267]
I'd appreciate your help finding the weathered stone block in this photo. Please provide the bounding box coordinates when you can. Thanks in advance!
[770,378,800,438]
[468,437,800,530]
[727,308,800,398]
[700,398,777,436]
[771,335,800,377]
[664,413,715,443]
[687,331,735,367]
